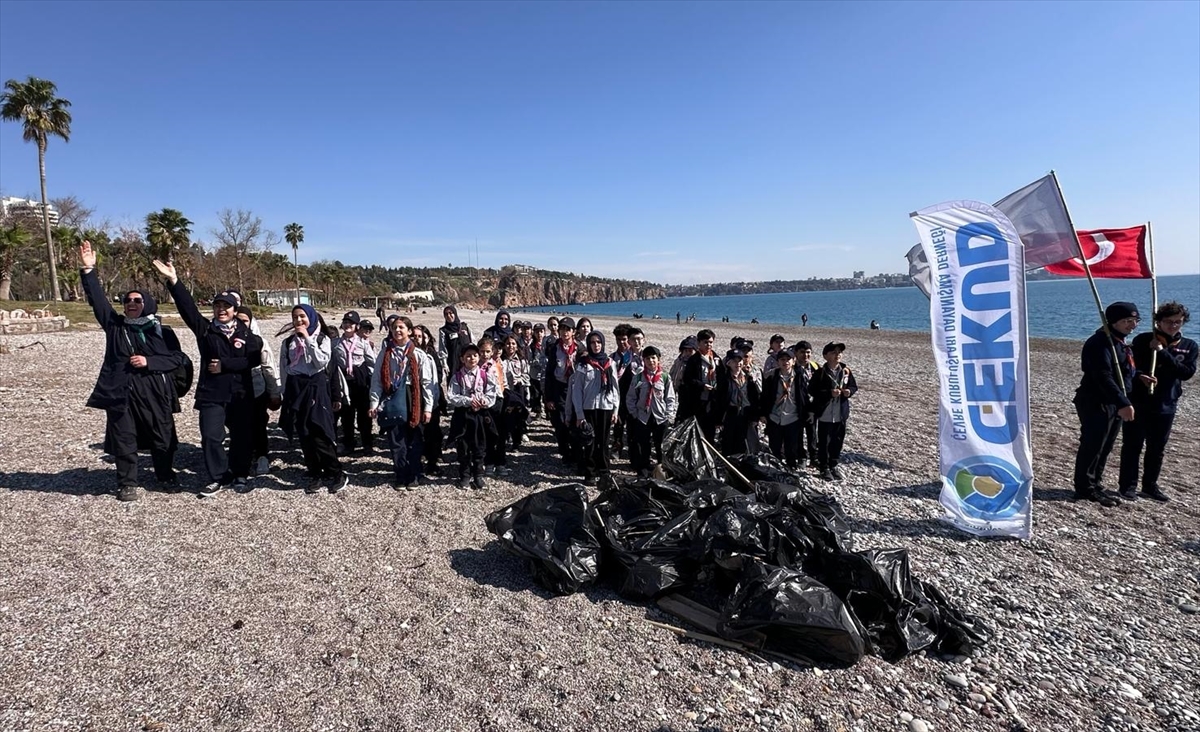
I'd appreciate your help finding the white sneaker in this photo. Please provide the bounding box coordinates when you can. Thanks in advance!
[199,482,221,498]
[254,456,270,476]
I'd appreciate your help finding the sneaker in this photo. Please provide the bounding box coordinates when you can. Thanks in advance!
[328,474,349,494]
[199,482,222,498]
[117,485,139,502]
[1143,488,1170,503]
[472,475,487,490]
[830,467,844,482]
[820,470,833,482]
[253,456,270,476]
[1118,487,1138,503]
[808,460,819,470]
[1088,491,1119,508]
[455,475,468,490]
[303,477,323,494]
[232,477,251,494]
[496,466,513,477]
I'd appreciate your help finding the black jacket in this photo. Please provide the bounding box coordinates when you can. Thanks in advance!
[759,368,811,421]
[170,280,263,405]
[713,367,760,424]
[82,268,186,410]
[679,351,719,419]
[1075,328,1135,409]
[1129,330,1197,414]
[807,363,858,422]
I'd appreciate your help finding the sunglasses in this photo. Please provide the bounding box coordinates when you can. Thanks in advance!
[123,297,143,304]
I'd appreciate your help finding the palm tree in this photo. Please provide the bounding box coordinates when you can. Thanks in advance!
[145,209,192,301]
[0,76,73,301]
[0,221,32,300]
[284,222,303,305]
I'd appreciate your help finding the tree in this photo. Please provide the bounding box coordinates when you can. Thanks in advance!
[212,208,276,295]
[0,76,73,301]
[144,208,193,262]
[284,222,303,305]
[0,218,32,300]
[49,195,95,231]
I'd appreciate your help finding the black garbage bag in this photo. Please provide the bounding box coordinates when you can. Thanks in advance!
[661,417,724,482]
[755,481,855,554]
[919,580,993,656]
[691,500,780,572]
[731,453,803,486]
[719,560,867,667]
[485,484,602,595]
[591,482,699,600]
[810,548,939,660]
[684,480,748,512]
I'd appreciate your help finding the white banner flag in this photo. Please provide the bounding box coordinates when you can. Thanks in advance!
[911,200,1034,540]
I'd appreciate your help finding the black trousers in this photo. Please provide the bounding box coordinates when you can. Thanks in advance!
[815,420,847,470]
[252,392,271,459]
[485,406,507,467]
[198,398,255,483]
[1119,410,1175,493]
[106,407,176,488]
[765,419,801,467]
[386,422,425,484]
[529,379,543,415]
[720,411,754,456]
[629,417,667,471]
[1073,403,1121,496]
[798,417,817,462]
[696,401,719,442]
[547,397,573,460]
[340,381,374,450]
[299,430,342,478]
[423,403,444,469]
[580,409,614,478]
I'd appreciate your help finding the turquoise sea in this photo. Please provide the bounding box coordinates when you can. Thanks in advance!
[517,275,1200,341]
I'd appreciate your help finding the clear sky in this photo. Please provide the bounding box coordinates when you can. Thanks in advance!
[1,1,1197,283]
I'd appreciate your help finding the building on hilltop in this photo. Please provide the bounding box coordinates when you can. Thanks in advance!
[1,196,59,226]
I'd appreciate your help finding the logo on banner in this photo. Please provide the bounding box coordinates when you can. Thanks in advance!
[948,455,1029,517]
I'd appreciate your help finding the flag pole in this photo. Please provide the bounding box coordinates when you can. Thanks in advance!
[1049,170,1127,398]
[1148,221,1158,394]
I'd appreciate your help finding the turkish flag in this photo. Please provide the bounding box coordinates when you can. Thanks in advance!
[1044,226,1152,278]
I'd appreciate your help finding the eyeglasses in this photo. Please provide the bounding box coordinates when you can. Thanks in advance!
[123,297,143,304]
[1161,318,1185,326]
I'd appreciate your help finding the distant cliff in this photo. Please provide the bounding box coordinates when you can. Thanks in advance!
[488,267,664,308]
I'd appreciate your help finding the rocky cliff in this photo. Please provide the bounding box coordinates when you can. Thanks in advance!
[487,271,664,308]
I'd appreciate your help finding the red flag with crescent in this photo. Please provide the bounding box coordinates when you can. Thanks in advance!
[1044,226,1151,278]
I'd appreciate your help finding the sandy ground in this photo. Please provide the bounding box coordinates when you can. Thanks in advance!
[0,305,1197,732]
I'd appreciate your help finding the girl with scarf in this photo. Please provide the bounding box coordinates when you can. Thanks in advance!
[370,316,435,489]
[153,259,263,497]
[81,241,185,501]
[437,305,472,381]
[543,317,578,465]
[569,331,620,485]
[501,334,530,451]
[477,336,510,475]
[235,306,281,477]
[413,324,447,477]
[529,323,548,417]
[713,349,761,457]
[625,346,677,478]
[278,304,348,493]
[446,343,498,489]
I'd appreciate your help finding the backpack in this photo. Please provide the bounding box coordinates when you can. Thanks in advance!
[161,325,195,399]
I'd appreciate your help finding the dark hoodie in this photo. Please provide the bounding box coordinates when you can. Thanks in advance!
[483,309,514,344]
[1129,328,1197,414]
[438,305,473,381]
[83,269,187,410]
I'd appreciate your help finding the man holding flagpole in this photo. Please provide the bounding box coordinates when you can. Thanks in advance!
[1072,302,1150,507]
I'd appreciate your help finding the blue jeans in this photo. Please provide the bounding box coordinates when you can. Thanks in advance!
[386,422,425,484]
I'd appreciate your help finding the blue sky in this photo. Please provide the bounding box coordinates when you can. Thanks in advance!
[1,1,1197,283]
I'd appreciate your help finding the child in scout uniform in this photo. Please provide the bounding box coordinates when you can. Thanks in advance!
[807,342,858,481]
[759,348,802,468]
[625,346,677,478]
[446,343,499,490]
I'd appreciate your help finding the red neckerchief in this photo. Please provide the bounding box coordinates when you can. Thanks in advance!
[776,369,793,406]
[644,366,662,407]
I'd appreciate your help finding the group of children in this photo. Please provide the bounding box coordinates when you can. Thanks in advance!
[88,249,864,501]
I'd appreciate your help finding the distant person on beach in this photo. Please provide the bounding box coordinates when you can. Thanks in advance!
[80,241,186,501]
[1119,301,1196,503]
[870,320,880,330]
[154,259,264,497]
[1072,302,1145,507]
[676,312,681,324]
[680,329,720,440]
[801,313,808,327]
[808,342,857,481]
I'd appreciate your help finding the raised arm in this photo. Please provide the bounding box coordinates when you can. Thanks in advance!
[152,259,206,338]
[78,241,118,329]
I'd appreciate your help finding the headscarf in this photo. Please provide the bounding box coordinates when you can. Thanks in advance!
[293,304,320,335]
[489,309,514,341]
[577,331,613,387]
[443,305,461,333]
[123,290,162,344]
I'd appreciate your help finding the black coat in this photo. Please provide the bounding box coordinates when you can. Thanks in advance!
[1075,328,1135,409]
[679,351,719,419]
[807,363,858,422]
[1129,331,1197,414]
[83,268,186,411]
[170,280,263,405]
[759,368,811,421]
[713,367,761,424]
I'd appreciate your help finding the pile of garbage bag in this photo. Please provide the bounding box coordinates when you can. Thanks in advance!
[484,419,991,667]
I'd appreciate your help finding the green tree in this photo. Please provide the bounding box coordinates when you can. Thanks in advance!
[144,208,193,263]
[0,76,73,301]
[0,219,32,300]
[284,222,303,305]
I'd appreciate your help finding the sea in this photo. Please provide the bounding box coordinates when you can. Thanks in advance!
[516,274,1200,341]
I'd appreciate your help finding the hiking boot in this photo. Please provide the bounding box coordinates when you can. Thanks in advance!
[831,467,845,482]
[303,477,323,494]
[117,485,139,502]
[253,456,270,476]
[199,482,222,498]
[328,474,349,494]
[1143,488,1170,503]
[820,470,833,482]
[472,474,487,490]
[454,475,468,490]
[1088,490,1119,508]
[232,477,251,494]
[1118,487,1138,503]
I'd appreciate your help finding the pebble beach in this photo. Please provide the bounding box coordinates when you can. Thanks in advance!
[1,307,1197,732]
